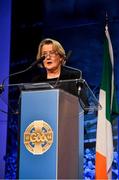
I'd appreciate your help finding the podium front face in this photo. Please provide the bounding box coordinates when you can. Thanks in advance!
[18,89,79,179]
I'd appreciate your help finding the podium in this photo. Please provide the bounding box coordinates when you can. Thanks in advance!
[0,77,99,179]
[18,88,81,179]
[1,78,100,179]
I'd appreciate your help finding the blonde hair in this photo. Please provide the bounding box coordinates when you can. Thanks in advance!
[36,38,66,65]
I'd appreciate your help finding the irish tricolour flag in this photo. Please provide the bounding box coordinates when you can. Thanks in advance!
[95,25,119,179]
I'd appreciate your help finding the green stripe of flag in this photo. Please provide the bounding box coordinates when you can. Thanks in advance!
[101,26,119,122]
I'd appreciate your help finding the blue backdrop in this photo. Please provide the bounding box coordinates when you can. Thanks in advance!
[0,0,11,178]
[1,0,119,179]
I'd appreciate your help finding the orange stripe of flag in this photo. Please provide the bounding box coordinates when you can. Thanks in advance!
[96,151,108,179]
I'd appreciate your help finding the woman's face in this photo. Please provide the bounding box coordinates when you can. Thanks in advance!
[41,44,62,72]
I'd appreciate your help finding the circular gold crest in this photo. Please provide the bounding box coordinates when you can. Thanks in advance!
[24,120,53,155]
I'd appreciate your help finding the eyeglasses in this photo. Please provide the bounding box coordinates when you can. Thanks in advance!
[41,51,58,57]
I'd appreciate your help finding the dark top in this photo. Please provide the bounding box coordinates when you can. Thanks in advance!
[32,65,82,96]
[31,65,89,112]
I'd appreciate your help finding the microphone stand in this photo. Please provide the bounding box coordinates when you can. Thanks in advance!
[0,56,45,115]
[0,56,45,94]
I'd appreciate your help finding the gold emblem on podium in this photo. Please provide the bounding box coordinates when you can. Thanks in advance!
[24,120,53,155]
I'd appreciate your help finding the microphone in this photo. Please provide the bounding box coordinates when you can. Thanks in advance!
[65,50,72,62]
[63,50,72,65]
[63,50,82,77]
[30,56,45,68]
[0,56,45,94]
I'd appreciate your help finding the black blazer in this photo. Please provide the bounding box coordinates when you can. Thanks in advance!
[31,65,89,113]
[32,65,82,96]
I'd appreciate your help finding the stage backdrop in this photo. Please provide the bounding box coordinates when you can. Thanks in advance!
[0,0,12,178]
[5,0,119,179]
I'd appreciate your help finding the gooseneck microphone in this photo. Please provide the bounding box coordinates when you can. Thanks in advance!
[0,56,45,94]
[64,50,82,78]
[29,56,45,68]
[64,50,72,63]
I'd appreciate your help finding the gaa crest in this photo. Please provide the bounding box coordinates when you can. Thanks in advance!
[24,120,53,155]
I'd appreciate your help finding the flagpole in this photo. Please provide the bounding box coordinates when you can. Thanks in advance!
[118,117,119,179]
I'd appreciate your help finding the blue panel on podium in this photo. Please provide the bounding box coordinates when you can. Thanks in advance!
[19,89,59,179]
[18,88,80,179]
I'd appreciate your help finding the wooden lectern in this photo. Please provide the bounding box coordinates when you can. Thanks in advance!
[18,88,83,179]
